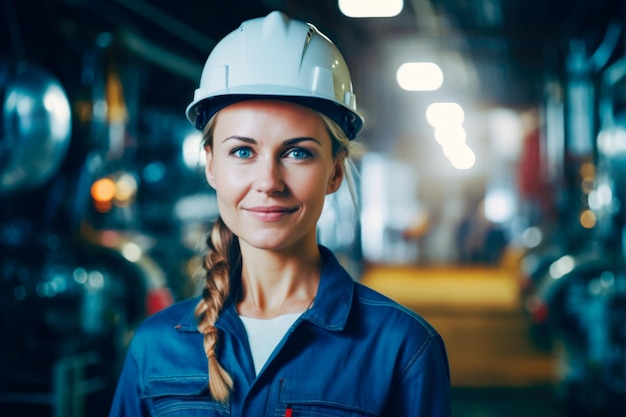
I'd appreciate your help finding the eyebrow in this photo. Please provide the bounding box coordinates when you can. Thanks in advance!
[222,136,322,146]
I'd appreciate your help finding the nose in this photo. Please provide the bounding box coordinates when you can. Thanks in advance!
[254,157,285,194]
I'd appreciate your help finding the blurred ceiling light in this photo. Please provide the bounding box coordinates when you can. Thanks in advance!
[597,127,626,157]
[521,226,543,248]
[339,0,403,17]
[579,209,596,229]
[588,190,601,211]
[484,188,514,223]
[426,102,464,127]
[488,108,521,160]
[91,177,116,204]
[73,268,88,285]
[442,142,476,170]
[588,182,613,211]
[397,62,443,91]
[434,125,466,146]
[549,255,575,279]
[88,271,105,289]
[183,131,205,169]
[121,241,142,263]
[114,172,138,205]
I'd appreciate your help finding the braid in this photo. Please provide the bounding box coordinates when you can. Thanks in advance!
[194,216,239,403]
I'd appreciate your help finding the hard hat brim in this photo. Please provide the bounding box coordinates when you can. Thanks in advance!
[186,94,363,140]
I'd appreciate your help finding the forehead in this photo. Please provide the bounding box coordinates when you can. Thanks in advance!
[214,99,328,136]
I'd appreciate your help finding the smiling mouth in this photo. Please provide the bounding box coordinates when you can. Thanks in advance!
[246,206,298,221]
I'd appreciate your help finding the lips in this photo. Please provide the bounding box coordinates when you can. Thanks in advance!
[246,205,298,221]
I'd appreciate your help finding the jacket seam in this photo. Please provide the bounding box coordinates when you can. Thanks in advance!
[358,297,437,332]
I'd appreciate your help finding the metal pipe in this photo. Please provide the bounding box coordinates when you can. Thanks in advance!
[117,29,202,82]
[114,0,216,53]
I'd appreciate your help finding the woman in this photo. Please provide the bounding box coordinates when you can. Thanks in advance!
[109,11,451,416]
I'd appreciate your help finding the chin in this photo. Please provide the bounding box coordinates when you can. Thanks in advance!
[240,231,310,252]
[238,232,289,250]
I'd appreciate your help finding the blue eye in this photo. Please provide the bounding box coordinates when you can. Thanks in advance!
[233,147,252,159]
[287,148,312,159]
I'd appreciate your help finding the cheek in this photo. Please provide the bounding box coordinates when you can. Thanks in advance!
[213,173,238,197]
[212,165,249,202]
[290,170,330,203]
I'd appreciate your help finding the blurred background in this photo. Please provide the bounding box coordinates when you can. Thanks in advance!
[1,0,626,416]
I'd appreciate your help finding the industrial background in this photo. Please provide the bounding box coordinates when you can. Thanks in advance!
[1,0,626,416]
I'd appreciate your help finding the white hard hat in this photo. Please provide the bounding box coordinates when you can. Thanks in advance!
[185,11,364,139]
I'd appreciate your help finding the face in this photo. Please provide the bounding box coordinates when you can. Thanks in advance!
[205,100,345,253]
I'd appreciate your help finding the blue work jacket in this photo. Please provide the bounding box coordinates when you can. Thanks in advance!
[109,246,451,416]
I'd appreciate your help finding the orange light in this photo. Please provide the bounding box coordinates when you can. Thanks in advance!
[580,209,596,229]
[91,178,116,203]
[580,162,595,178]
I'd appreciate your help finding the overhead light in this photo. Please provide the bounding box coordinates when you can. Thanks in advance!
[442,143,476,170]
[339,0,403,18]
[397,62,443,91]
[434,125,466,146]
[426,102,465,127]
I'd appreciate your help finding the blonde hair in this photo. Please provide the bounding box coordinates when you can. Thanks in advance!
[194,216,239,403]
[194,104,359,402]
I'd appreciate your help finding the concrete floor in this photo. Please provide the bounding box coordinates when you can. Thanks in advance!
[360,264,565,416]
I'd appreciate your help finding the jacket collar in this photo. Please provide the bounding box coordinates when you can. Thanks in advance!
[176,245,354,332]
[299,245,354,331]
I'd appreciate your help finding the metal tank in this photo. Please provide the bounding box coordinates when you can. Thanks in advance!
[0,58,166,417]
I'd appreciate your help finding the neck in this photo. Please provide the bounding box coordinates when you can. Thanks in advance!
[236,243,321,319]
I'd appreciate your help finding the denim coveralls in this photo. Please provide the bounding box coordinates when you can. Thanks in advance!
[109,246,451,416]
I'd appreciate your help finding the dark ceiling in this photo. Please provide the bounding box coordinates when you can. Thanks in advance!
[2,0,626,119]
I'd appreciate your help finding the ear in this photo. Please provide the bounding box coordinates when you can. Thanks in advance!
[205,147,217,189]
[326,159,345,194]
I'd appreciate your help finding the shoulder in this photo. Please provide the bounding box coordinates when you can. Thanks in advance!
[121,297,208,387]
[353,281,440,342]
[317,246,444,352]
[348,282,449,381]
[131,297,200,346]
[143,296,198,328]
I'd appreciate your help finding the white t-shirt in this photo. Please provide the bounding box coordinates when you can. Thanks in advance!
[239,312,302,375]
